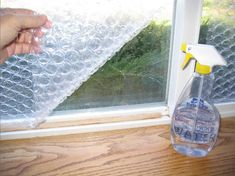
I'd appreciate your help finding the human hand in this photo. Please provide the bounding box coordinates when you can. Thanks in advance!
[0,8,52,64]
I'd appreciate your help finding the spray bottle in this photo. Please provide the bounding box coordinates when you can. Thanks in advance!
[171,43,227,157]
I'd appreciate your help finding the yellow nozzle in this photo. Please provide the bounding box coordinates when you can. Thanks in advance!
[181,43,187,53]
[181,43,211,74]
[195,62,211,74]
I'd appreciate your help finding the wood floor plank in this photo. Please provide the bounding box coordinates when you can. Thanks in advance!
[0,118,235,176]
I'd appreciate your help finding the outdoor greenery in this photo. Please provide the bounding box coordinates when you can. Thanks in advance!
[199,0,234,44]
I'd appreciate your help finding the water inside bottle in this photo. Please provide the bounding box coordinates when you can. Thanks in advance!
[171,97,219,157]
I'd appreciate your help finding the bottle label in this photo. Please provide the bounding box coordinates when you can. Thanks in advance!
[172,97,218,144]
[186,97,208,110]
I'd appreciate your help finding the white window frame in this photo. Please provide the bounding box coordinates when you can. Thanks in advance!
[167,0,235,117]
[1,0,235,140]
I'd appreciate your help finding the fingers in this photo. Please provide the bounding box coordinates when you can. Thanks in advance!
[0,38,41,65]
[43,20,52,29]
[0,49,10,64]
[0,42,36,65]
[14,43,33,55]
[0,43,32,64]
[18,35,41,53]
[33,28,45,38]
[17,31,33,44]
[17,14,49,29]
[1,8,52,29]
[1,8,34,15]
[17,29,45,46]
[4,42,33,58]
[0,8,52,64]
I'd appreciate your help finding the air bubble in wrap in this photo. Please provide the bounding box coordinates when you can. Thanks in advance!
[0,0,172,128]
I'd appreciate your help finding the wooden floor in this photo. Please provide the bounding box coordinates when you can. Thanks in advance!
[0,118,235,176]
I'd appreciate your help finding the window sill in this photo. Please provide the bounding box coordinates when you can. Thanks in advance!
[0,117,235,176]
[1,102,235,140]
[1,103,169,140]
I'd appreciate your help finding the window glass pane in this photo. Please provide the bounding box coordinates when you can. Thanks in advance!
[56,20,171,110]
[0,0,173,124]
[56,20,172,111]
[199,0,235,103]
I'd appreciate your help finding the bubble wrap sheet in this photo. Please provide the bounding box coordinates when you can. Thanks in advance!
[210,24,235,102]
[0,0,172,128]
[204,4,235,103]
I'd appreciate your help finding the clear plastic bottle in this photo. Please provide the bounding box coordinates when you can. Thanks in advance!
[171,72,220,157]
[170,43,226,157]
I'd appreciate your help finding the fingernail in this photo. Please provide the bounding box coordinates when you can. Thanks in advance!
[45,20,52,28]
[38,31,45,37]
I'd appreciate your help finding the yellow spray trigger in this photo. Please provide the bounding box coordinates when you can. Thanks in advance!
[181,43,194,69]
[180,43,216,74]
[195,62,211,74]
[181,53,193,69]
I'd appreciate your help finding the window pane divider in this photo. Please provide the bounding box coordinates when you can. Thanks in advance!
[167,0,203,115]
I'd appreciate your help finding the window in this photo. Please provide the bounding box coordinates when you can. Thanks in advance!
[0,0,173,125]
[1,0,234,139]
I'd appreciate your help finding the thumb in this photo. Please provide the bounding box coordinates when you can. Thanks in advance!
[17,14,48,29]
